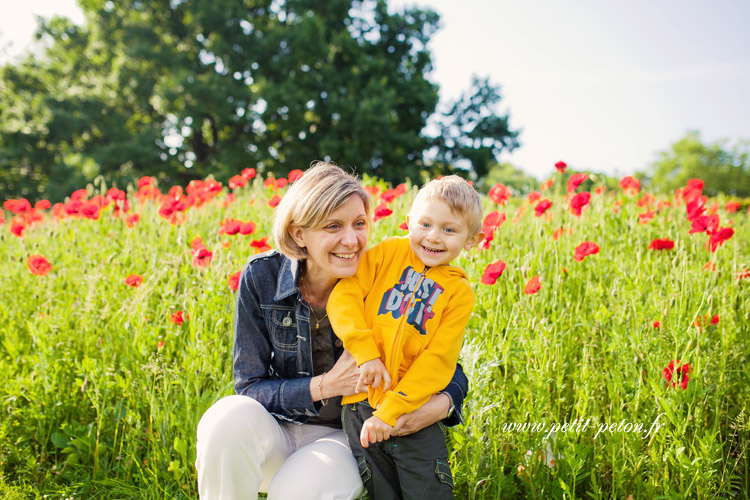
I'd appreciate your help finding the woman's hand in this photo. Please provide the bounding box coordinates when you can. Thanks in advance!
[320,350,362,398]
[392,393,451,437]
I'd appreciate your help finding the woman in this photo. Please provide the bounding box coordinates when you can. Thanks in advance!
[195,162,468,499]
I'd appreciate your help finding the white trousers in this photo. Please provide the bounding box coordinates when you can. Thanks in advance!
[195,395,365,500]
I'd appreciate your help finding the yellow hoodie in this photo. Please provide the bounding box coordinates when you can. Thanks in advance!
[327,236,474,426]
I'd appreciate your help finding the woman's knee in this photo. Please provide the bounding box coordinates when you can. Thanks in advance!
[196,395,272,456]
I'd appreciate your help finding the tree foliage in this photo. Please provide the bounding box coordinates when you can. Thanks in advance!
[649,131,750,197]
[0,0,519,201]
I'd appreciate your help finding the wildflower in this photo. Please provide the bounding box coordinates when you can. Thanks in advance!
[512,205,527,223]
[689,215,719,234]
[372,203,393,222]
[483,211,506,235]
[567,173,588,193]
[125,274,144,287]
[527,191,542,204]
[191,236,205,251]
[554,161,567,174]
[138,176,156,188]
[552,227,565,240]
[703,261,716,271]
[710,314,719,325]
[80,200,101,220]
[488,183,511,205]
[229,175,247,190]
[268,195,282,208]
[288,169,304,182]
[540,178,554,191]
[170,311,186,325]
[569,192,591,217]
[241,167,256,180]
[663,360,690,390]
[638,210,655,224]
[574,241,600,262]
[27,255,53,276]
[381,184,407,203]
[649,238,675,251]
[157,340,165,350]
[708,227,734,252]
[251,237,272,253]
[737,270,750,280]
[274,178,288,190]
[534,199,552,217]
[398,222,409,231]
[4,198,32,214]
[192,247,213,268]
[35,200,51,210]
[619,176,641,194]
[524,276,541,295]
[653,321,660,328]
[595,186,606,195]
[228,271,242,291]
[481,260,506,285]
[10,219,26,237]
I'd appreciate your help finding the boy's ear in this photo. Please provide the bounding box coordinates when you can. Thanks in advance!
[464,231,485,251]
[288,223,306,249]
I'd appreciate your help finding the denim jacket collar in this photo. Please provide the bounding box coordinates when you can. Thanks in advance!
[274,256,302,301]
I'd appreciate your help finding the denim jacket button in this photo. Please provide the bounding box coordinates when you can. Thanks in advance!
[335,339,343,347]
[282,316,293,327]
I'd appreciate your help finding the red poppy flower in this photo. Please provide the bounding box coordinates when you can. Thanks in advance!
[653,321,660,328]
[4,198,32,214]
[10,219,26,237]
[482,211,506,235]
[574,241,600,262]
[398,222,409,231]
[527,191,542,204]
[710,314,719,325]
[288,169,304,182]
[125,213,140,228]
[80,200,101,220]
[35,200,51,210]
[228,270,242,291]
[125,274,144,287]
[241,167,256,180]
[229,175,247,190]
[540,178,554,191]
[708,227,734,252]
[170,311,186,325]
[569,192,591,216]
[689,214,719,234]
[552,227,565,240]
[191,236,205,251]
[534,199,552,217]
[663,360,690,390]
[372,203,393,222]
[264,177,276,188]
[619,176,641,194]
[274,178,289,190]
[27,255,53,276]
[554,161,567,174]
[724,201,740,213]
[220,219,242,235]
[638,210,655,224]
[567,173,588,193]
[595,186,606,195]
[481,260,506,285]
[703,261,716,271]
[268,194,282,208]
[251,237,272,253]
[478,234,494,251]
[648,238,675,251]
[380,184,407,203]
[240,221,256,235]
[192,247,213,268]
[138,176,155,188]
[524,276,541,295]
[488,183,511,205]
[157,340,165,350]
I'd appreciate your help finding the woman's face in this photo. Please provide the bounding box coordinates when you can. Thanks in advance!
[291,195,369,282]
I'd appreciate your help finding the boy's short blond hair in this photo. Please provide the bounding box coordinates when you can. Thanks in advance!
[411,175,484,237]
[272,162,371,260]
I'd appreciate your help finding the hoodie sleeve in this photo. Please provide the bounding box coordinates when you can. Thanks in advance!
[327,241,386,366]
[373,279,474,426]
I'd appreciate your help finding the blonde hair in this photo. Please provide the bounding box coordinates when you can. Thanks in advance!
[411,175,484,237]
[272,162,371,260]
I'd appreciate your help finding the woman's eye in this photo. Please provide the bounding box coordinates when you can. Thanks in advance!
[325,224,340,230]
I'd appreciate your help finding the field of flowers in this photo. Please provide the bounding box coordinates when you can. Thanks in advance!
[2,165,749,499]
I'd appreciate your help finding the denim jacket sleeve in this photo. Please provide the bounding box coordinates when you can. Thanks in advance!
[232,256,317,423]
[441,362,469,427]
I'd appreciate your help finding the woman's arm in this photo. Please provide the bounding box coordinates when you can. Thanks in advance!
[392,362,468,436]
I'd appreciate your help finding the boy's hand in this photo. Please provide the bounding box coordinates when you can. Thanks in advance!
[360,415,392,448]
[356,358,391,393]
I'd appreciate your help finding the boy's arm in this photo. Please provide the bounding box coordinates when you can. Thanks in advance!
[373,282,474,426]
[327,241,386,366]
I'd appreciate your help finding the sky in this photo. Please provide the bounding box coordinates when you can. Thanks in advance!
[2,0,749,180]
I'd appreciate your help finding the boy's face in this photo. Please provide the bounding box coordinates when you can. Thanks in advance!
[406,197,483,267]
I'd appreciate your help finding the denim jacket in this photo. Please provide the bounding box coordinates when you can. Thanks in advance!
[233,250,469,425]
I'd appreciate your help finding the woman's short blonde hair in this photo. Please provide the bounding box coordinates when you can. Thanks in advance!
[272,162,371,260]
[411,175,484,237]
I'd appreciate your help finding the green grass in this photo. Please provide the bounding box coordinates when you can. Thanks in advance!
[1,174,748,499]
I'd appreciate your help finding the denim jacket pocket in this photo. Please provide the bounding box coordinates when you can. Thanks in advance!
[267,307,298,352]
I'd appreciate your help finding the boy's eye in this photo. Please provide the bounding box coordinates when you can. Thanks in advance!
[420,222,430,228]
[444,227,456,233]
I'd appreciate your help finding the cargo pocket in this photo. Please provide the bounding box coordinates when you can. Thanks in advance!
[357,456,372,485]
[435,459,454,489]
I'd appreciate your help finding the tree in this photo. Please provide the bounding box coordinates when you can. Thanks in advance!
[649,131,750,197]
[0,0,519,201]
[475,161,539,195]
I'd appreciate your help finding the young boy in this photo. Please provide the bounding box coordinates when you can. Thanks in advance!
[327,175,485,499]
